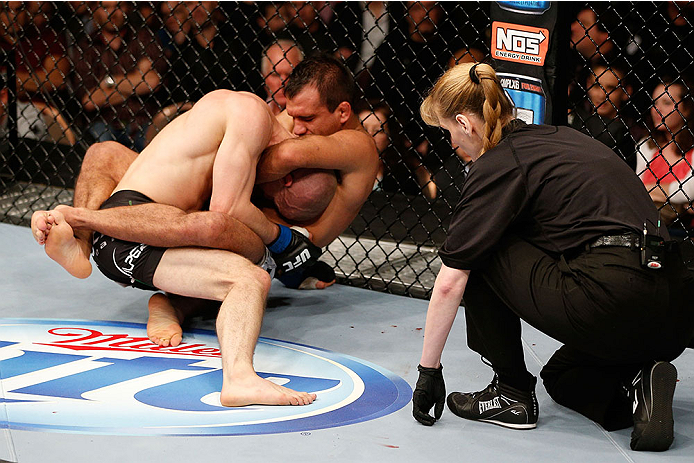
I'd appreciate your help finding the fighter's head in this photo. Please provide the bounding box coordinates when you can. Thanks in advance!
[261,168,338,223]
[284,53,356,136]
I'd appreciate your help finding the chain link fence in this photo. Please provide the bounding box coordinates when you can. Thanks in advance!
[1,2,692,298]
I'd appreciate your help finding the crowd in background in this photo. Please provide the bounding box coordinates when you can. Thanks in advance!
[1,1,693,236]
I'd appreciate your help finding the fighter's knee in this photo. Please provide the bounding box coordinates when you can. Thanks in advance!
[214,259,272,301]
[255,265,273,293]
[241,263,272,294]
[84,141,120,161]
[193,212,229,243]
[83,141,136,176]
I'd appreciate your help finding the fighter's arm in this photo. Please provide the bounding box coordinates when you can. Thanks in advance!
[257,130,376,182]
[207,93,281,245]
[258,130,379,247]
[300,166,376,247]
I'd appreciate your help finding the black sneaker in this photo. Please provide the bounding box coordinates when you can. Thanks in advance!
[447,375,538,429]
[630,361,677,451]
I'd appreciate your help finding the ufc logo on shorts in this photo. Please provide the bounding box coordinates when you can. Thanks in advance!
[121,244,147,275]
[282,249,312,272]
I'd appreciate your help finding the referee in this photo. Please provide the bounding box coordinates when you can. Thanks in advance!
[411,62,694,452]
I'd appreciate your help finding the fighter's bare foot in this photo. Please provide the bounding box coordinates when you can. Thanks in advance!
[220,374,317,407]
[147,293,183,347]
[43,209,92,279]
[31,210,53,245]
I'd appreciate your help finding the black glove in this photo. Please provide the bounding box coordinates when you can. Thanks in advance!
[412,364,445,426]
[268,225,321,277]
[278,260,336,289]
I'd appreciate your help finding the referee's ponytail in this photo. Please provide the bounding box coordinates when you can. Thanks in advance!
[421,62,514,155]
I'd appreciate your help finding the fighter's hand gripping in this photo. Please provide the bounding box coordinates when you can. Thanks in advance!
[268,224,322,277]
[412,364,445,426]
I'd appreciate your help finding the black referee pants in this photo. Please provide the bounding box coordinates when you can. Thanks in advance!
[462,235,694,431]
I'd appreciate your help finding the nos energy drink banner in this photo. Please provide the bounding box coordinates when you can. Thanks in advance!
[491,1,567,125]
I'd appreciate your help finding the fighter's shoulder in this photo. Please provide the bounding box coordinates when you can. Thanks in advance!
[194,90,267,112]
[339,128,378,155]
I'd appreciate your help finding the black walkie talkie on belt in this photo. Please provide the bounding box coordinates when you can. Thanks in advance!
[641,222,664,269]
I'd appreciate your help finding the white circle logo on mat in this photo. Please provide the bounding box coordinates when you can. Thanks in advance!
[0,319,411,436]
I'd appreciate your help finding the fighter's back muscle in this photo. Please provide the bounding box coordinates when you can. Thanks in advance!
[115,91,262,211]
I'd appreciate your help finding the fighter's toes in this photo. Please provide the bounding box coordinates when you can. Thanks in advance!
[34,229,46,245]
[169,332,182,347]
[147,295,184,348]
[290,392,316,406]
[31,211,51,244]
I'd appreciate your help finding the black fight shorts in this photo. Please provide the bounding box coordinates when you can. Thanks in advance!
[92,190,166,290]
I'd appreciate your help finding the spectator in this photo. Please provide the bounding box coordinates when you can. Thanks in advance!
[285,1,334,56]
[1,1,72,141]
[261,39,304,115]
[630,2,694,87]
[1,2,70,101]
[71,1,166,152]
[358,101,392,189]
[368,1,460,199]
[570,7,617,65]
[255,1,293,39]
[65,1,101,37]
[569,62,636,168]
[148,14,302,145]
[568,6,625,109]
[0,87,75,145]
[157,1,239,104]
[255,1,334,58]
[636,78,694,234]
[329,1,397,86]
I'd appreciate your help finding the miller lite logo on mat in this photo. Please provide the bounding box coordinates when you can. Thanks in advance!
[0,319,411,436]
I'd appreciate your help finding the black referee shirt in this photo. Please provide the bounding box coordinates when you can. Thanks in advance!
[439,121,662,270]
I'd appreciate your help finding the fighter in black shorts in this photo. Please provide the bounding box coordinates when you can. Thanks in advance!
[92,190,167,290]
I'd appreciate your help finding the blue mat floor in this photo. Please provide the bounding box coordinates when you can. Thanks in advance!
[0,222,691,462]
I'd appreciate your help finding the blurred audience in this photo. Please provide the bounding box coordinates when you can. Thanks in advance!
[261,39,304,115]
[630,2,694,88]
[568,6,625,109]
[5,1,693,226]
[1,2,73,144]
[358,101,392,190]
[570,7,620,67]
[636,78,694,234]
[284,1,334,56]
[329,1,397,87]
[256,1,333,57]
[157,1,237,104]
[569,62,636,168]
[0,87,75,145]
[367,1,460,199]
[71,1,166,152]
[1,2,69,102]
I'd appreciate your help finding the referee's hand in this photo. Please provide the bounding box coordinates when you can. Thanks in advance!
[412,364,445,426]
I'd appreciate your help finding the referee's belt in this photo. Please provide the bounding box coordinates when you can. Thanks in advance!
[588,233,640,249]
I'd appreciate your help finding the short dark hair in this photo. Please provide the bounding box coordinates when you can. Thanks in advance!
[284,53,356,111]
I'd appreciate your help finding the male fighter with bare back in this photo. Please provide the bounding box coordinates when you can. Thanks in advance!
[31,55,380,408]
